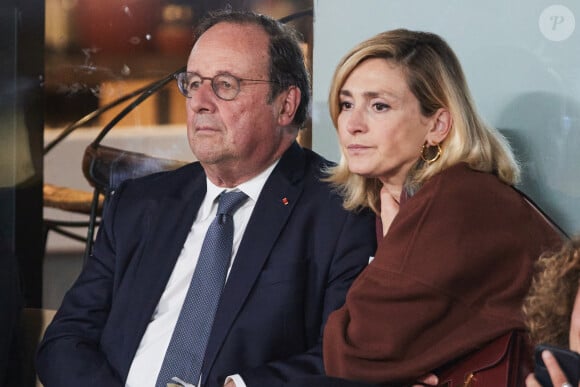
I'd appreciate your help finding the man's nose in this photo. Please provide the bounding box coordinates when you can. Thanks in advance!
[186,81,216,113]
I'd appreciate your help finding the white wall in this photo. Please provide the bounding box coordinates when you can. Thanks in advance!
[312,0,580,233]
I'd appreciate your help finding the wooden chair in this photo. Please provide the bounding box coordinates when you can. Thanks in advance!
[42,81,153,255]
[43,68,187,262]
[79,68,188,261]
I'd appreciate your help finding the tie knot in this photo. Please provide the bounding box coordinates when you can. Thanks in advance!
[217,191,248,217]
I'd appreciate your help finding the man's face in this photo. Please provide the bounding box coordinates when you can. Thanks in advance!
[185,22,294,186]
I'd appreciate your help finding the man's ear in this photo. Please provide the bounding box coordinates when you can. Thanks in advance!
[277,86,301,126]
[425,108,452,145]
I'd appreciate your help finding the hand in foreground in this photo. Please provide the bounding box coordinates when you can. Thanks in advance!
[413,372,438,386]
[527,278,580,386]
[525,350,578,387]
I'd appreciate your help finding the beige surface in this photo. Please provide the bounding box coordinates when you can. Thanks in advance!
[98,78,161,127]
[43,183,103,214]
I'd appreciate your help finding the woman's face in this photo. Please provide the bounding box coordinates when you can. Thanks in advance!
[569,286,580,352]
[336,58,436,187]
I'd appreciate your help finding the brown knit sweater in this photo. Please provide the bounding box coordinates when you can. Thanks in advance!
[323,163,563,385]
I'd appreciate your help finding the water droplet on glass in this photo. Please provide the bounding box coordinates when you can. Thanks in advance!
[121,65,131,76]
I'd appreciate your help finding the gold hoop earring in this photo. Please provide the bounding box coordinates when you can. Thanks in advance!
[421,143,442,164]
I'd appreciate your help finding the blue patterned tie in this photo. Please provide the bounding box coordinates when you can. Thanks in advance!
[156,190,249,387]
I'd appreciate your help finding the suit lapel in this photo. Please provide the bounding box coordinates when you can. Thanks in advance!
[202,142,306,378]
[119,164,207,375]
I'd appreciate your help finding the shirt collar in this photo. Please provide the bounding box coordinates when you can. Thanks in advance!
[199,159,280,218]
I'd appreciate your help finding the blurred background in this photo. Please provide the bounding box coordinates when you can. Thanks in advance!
[3,0,313,313]
[45,0,312,131]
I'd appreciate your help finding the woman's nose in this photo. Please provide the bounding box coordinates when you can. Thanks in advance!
[344,108,367,134]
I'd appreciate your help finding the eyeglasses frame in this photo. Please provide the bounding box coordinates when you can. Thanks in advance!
[174,71,277,101]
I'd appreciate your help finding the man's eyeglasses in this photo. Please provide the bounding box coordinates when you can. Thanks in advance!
[174,71,276,101]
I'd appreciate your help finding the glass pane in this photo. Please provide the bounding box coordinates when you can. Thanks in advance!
[1,1,44,311]
[314,0,580,234]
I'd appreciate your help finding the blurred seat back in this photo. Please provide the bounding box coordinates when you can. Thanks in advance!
[82,144,188,195]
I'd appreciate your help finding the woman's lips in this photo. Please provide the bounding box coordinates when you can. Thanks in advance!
[346,144,371,154]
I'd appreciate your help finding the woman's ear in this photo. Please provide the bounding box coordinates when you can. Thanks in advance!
[425,108,452,145]
[277,86,301,126]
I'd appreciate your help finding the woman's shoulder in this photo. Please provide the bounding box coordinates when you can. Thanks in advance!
[400,162,526,229]
[419,162,514,201]
[430,162,499,185]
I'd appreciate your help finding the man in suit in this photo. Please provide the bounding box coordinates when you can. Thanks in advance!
[36,10,376,387]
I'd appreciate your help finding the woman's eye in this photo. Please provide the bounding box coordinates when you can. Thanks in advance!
[373,103,390,112]
[339,101,353,110]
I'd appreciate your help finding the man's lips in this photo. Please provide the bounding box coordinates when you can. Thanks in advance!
[194,126,220,133]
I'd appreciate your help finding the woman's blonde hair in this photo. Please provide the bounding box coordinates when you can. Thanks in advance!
[326,29,519,214]
[524,237,580,347]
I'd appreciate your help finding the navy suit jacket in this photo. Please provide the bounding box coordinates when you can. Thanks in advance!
[36,142,376,387]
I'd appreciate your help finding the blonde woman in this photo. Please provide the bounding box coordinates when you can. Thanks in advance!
[316,29,563,386]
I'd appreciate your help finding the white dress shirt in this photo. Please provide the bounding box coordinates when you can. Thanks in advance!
[126,161,278,387]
